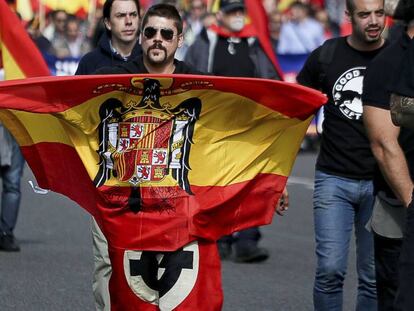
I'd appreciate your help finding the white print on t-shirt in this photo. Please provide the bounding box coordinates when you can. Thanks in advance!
[332,67,365,120]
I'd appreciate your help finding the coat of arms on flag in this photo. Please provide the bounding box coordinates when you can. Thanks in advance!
[94,78,201,197]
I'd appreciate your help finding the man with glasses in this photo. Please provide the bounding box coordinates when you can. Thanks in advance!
[94,4,208,309]
[97,4,198,75]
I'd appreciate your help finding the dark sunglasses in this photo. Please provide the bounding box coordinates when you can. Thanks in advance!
[143,27,175,41]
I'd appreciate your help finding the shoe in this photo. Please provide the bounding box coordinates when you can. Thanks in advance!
[234,247,269,263]
[217,242,232,260]
[0,233,20,252]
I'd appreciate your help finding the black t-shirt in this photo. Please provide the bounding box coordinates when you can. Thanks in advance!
[363,33,414,197]
[95,57,201,75]
[297,37,387,179]
[212,36,255,77]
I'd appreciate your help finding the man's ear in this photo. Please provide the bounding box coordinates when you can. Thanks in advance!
[345,10,352,22]
[103,18,111,31]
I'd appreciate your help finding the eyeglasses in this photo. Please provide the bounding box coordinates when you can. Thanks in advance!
[143,27,175,41]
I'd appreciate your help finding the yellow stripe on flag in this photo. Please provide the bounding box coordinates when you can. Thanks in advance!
[1,43,25,80]
[52,89,310,187]
[43,0,90,14]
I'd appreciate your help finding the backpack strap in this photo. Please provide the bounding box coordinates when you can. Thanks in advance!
[317,38,338,88]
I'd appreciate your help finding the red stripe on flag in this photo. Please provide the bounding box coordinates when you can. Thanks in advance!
[21,142,99,216]
[0,75,326,120]
[0,0,50,77]
[22,141,286,251]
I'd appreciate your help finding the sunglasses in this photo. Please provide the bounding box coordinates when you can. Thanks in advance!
[143,27,175,41]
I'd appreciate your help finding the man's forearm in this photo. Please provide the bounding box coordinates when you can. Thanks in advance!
[364,105,414,207]
[375,142,413,207]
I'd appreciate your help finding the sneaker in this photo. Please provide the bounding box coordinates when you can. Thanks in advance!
[217,242,232,260]
[0,233,20,252]
[234,247,269,263]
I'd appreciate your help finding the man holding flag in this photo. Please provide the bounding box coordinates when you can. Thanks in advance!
[91,3,216,310]
[0,0,326,309]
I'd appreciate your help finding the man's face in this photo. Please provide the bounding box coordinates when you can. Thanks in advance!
[104,0,139,45]
[348,0,385,44]
[290,5,307,22]
[66,21,79,41]
[190,0,206,19]
[54,11,67,33]
[220,8,246,32]
[140,16,183,66]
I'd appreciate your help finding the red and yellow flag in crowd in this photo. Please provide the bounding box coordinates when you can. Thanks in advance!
[0,0,49,78]
[0,1,327,309]
[0,73,325,308]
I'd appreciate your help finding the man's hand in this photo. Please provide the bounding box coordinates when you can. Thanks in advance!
[276,187,289,216]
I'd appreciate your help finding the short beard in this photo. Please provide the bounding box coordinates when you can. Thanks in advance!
[147,42,167,64]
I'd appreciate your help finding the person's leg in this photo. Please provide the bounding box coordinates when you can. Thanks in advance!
[0,139,24,251]
[92,218,112,311]
[313,171,356,311]
[354,180,377,311]
[217,234,233,260]
[234,227,269,263]
[394,195,414,311]
[374,233,402,311]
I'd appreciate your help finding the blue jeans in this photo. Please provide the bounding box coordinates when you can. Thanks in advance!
[313,170,377,311]
[0,137,24,235]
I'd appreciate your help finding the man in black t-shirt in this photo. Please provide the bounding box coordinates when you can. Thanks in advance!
[363,18,414,310]
[297,0,387,309]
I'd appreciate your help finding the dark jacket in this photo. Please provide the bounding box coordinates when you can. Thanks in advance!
[75,33,142,75]
[95,57,202,75]
[184,28,280,80]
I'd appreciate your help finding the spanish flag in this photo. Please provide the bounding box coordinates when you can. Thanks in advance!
[0,74,325,308]
[0,0,49,79]
[0,74,325,247]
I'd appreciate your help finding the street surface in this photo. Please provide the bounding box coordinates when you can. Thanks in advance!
[0,153,358,310]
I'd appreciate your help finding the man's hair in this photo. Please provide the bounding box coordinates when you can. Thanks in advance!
[52,9,67,20]
[103,0,141,20]
[141,4,183,34]
[346,0,356,13]
[290,1,308,10]
[346,0,385,14]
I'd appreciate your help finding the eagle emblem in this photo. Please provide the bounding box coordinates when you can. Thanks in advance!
[93,78,201,205]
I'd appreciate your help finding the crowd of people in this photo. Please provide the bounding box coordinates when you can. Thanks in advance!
[21,0,347,76]
[1,0,414,310]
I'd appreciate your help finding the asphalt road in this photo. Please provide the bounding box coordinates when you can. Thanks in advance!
[0,152,359,310]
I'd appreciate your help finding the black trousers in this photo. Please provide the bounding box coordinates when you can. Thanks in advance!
[394,198,414,311]
[374,233,402,311]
